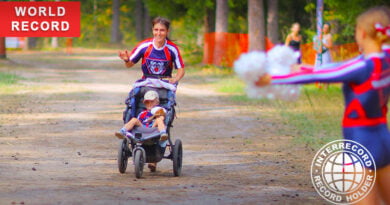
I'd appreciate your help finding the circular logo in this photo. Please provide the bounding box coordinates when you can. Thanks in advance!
[311,139,376,204]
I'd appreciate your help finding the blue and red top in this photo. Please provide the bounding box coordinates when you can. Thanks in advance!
[129,38,184,78]
[272,52,390,128]
[137,109,154,128]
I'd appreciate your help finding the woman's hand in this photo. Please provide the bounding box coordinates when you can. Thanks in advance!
[255,74,272,87]
[169,78,178,84]
[118,50,130,61]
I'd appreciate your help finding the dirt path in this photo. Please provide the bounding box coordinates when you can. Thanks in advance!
[0,50,323,205]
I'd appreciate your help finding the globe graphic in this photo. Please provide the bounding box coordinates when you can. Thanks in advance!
[322,151,365,193]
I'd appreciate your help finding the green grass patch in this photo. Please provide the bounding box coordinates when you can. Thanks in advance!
[273,84,344,148]
[62,79,81,83]
[209,73,345,149]
[186,64,234,77]
[0,72,23,85]
[214,76,245,94]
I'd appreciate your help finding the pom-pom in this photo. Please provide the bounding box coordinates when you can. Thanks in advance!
[234,45,301,101]
[234,51,267,83]
[267,45,300,75]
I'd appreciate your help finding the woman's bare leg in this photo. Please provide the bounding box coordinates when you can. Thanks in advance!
[353,180,380,205]
[378,165,390,204]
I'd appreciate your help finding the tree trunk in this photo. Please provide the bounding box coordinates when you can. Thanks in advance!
[213,0,228,65]
[51,37,58,48]
[110,0,121,43]
[25,0,36,50]
[248,0,265,51]
[267,0,278,44]
[206,7,215,33]
[51,0,60,48]
[135,0,143,41]
[0,37,6,59]
[143,5,152,38]
[23,38,29,51]
[215,0,228,33]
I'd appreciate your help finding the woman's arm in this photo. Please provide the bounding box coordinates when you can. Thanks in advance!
[271,58,368,85]
[323,34,333,49]
[169,68,185,84]
[118,50,135,68]
[285,34,291,46]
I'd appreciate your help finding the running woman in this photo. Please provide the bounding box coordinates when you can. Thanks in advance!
[117,17,184,172]
[257,6,390,204]
[118,17,185,84]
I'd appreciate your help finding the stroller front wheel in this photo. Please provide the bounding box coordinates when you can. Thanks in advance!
[134,149,145,178]
[117,139,129,173]
[173,139,183,177]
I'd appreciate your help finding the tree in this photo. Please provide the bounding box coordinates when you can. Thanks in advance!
[215,0,228,33]
[110,0,121,43]
[267,0,278,44]
[135,0,143,41]
[143,5,151,38]
[0,0,5,58]
[213,0,228,65]
[51,0,60,48]
[248,0,265,51]
[0,37,5,59]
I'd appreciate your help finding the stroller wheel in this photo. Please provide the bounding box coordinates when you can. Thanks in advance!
[134,149,144,178]
[172,139,183,177]
[117,139,129,173]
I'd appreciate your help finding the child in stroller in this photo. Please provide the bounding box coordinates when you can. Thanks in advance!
[115,85,181,177]
[115,90,169,172]
[115,90,168,142]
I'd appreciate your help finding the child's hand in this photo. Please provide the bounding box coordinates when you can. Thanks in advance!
[255,74,271,87]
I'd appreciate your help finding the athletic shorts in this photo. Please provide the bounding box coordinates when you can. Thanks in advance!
[343,123,390,169]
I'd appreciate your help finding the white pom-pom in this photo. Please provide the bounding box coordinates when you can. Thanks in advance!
[234,51,267,83]
[234,47,301,101]
[267,45,298,75]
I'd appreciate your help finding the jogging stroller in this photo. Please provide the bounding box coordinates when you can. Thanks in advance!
[117,85,183,178]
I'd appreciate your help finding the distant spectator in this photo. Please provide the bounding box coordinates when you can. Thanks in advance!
[313,22,333,67]
[285,23,302,63]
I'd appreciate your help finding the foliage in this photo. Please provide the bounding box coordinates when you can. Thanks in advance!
[14,0,390,61]
[324,0,390,43]
[279,0,316,44]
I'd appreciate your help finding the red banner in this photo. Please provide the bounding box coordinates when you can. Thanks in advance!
[0,1,80,37]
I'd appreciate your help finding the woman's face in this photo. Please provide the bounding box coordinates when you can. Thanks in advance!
[323,24,330,34]
[153,23,168,42]
[292,24,300,33]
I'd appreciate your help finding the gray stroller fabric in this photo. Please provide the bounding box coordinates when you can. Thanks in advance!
[131,126,159,136]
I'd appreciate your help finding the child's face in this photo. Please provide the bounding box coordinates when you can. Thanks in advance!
[144,99,159,110]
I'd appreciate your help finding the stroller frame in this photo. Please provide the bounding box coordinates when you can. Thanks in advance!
[117,85,183,178]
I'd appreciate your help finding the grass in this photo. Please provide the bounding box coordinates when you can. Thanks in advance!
[189,66,345,149]
[0,72,23,85]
